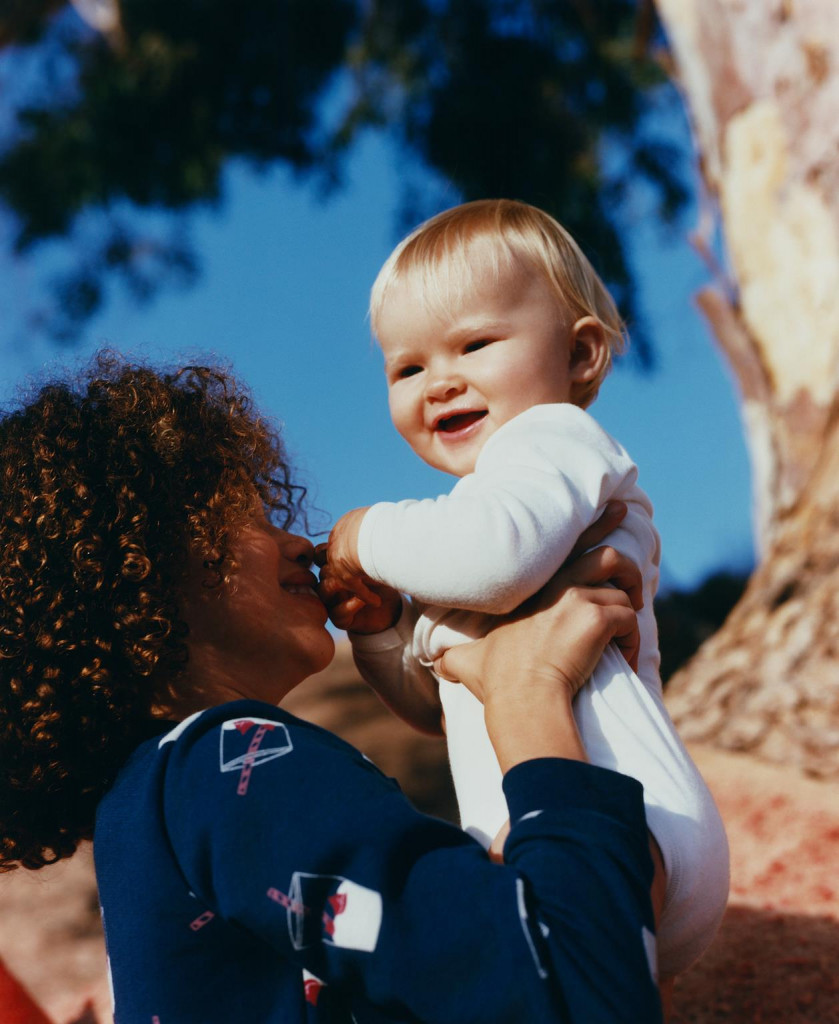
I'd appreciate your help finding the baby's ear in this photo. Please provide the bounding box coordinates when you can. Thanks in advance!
[568,317,609,402]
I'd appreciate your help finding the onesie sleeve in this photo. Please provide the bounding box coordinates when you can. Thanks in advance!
[164,702,662,1024]
[356,404,650,613]
[348,601,443,734]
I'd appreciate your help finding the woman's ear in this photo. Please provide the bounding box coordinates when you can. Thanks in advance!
[568,317,609,404]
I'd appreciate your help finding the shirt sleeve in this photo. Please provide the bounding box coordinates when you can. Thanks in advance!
[163,704,662,1024]
[356,404,651,613]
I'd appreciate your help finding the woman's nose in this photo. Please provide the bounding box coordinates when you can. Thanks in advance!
[281,531,316,567]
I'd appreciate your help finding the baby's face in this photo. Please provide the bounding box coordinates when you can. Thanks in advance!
[377,264,577,476]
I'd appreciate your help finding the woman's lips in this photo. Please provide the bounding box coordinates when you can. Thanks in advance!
[282,573,327,612]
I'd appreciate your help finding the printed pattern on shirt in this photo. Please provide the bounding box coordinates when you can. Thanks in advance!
[302,968,326,1006]
[267,872,383,953]
[218,717,293,795]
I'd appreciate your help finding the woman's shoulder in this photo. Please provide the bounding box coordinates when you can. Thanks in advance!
[158,700,332,749]
[157,699,375,770]
[101,700,391,813]
[155,700,400,801]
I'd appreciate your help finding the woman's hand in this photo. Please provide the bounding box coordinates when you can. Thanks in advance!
[433,502,642,772]
[434,547,640,702]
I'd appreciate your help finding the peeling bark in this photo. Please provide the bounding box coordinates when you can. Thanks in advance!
[655,0,839,774]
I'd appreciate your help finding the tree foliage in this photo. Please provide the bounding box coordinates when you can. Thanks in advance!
[0,0,687,345]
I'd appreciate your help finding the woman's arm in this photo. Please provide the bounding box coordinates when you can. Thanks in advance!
[165,554,660,1024]
[166,715,660,1024]
[434,543,641,769]
[333,503,638,740]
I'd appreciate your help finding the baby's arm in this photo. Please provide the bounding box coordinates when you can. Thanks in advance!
[356,405,650,614]
[316,548,443,736]
[349,603,444,736]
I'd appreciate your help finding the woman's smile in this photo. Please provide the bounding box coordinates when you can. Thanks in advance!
[281,569,325,605]
[181,517,334,705]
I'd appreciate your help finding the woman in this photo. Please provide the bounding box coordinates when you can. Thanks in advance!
[0,354,661,1022]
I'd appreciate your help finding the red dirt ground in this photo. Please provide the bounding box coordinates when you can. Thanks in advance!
[0,653,836,1023]
[671,746,839,1024]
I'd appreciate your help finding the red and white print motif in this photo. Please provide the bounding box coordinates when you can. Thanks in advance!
[302,968,326,1006]
[267,873,382,953]
[218,717,293,795]
[189,909,216,932]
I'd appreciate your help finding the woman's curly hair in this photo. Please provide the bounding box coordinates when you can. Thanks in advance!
[0,352,304,871]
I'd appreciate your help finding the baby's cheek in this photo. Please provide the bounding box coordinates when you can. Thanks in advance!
[391,407,422,451]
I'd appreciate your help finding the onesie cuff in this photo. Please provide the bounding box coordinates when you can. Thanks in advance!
[356,501,395,583]
[503,758,646,832]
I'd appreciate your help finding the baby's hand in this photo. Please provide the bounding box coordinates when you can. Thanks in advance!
[324,507,381,605]
[316,555,402,634]
[317,507,402,632]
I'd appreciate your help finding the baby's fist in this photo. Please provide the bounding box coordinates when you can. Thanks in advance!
[317,558,401,634]
[324,507,379,605]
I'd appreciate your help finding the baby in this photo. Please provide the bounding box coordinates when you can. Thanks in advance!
[321,199,729,986]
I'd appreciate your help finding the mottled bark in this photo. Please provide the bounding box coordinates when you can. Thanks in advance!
[655,0,839,774]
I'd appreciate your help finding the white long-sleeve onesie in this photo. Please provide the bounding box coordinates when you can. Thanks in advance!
[350,403,729,977]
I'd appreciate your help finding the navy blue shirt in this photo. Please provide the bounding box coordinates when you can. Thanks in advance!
[95,700,661,1023]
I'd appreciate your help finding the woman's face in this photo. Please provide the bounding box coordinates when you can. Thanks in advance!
[179,512,335,709]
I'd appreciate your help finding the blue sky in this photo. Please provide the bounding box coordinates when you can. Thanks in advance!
[0,121,754,596]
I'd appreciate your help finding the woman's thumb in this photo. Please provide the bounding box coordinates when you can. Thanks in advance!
[433,650,457,681]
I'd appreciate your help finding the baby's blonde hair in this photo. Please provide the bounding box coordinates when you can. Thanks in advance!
[370,199,627,406]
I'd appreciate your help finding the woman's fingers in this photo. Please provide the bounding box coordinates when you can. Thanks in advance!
[554,545,644,611]
[565,501,627,562]
[545,585,640,683]
[432,651,454,681]
[577,586,641,671]
[558,502,644,611]
[433,644,473,684]
[434,584,639,697]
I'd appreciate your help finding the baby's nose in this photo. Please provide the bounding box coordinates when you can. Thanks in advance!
[426,372,465,401]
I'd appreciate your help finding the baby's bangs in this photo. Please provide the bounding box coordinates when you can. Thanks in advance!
[410,235,521,322]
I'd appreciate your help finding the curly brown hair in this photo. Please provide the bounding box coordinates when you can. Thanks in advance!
[0,352,304,871]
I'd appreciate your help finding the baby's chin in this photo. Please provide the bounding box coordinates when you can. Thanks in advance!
[424,444,481,478]
[424,418,496,476]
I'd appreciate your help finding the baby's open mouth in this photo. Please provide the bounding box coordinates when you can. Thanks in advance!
[436,411,487,433]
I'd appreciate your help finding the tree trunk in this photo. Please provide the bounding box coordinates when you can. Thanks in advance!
[654,0,839,776]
